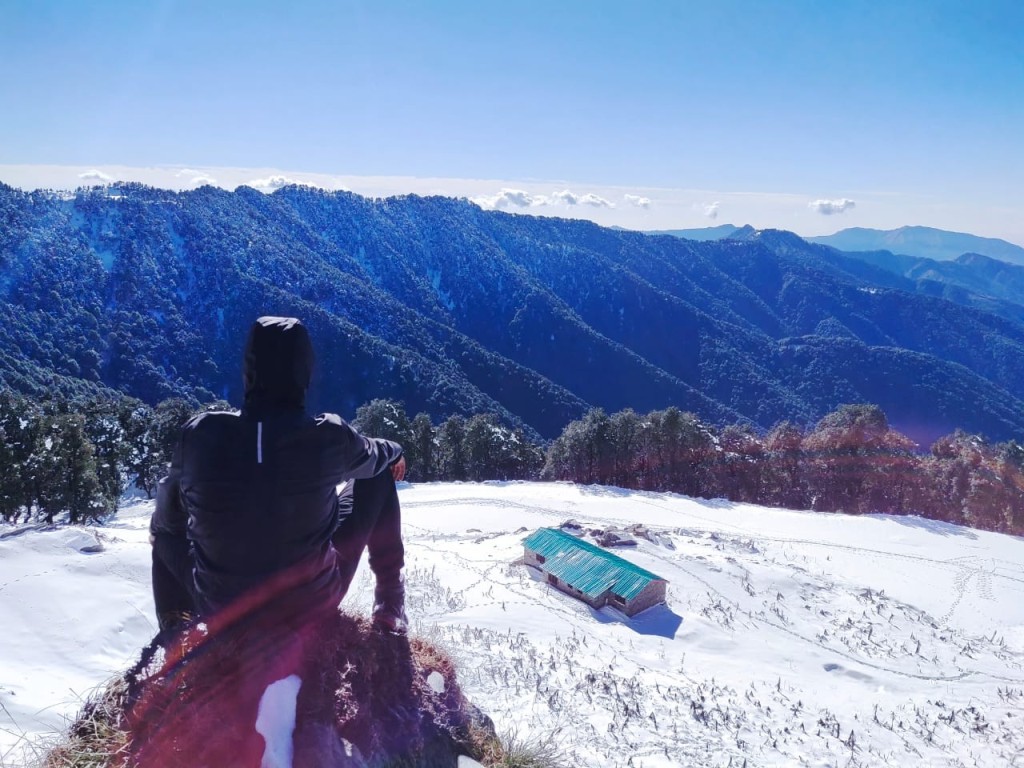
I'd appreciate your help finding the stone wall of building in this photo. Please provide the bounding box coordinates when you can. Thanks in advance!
[623,580,667,617]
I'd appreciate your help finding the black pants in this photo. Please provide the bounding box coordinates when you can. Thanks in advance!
[151,472,404,618]
[151,531,194,620]
[333,470,405,598]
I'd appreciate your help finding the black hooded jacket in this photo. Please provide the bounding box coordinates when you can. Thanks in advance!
[150,317,403,614]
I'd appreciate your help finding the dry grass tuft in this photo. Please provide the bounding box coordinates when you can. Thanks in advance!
[40,677,131,768]
[466,726,569,768]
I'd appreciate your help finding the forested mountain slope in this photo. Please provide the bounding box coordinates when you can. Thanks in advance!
[3,181,1024,443]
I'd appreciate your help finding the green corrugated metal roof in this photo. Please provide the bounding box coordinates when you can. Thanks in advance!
[523,527,665,602]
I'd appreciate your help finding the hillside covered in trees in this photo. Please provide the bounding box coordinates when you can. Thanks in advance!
[4,182,1024,446]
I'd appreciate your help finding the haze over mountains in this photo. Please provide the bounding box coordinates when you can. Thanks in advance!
[646,224,753,242]
[656,223,1024,266]
[3,181,1024,445]
[808,226,1024,265]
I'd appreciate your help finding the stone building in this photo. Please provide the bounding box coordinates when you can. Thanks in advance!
[522,527,667,617]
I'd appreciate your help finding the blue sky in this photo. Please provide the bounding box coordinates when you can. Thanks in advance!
[2,1,1022,242]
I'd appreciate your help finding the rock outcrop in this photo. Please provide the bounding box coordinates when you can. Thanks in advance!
[45,612,497,768]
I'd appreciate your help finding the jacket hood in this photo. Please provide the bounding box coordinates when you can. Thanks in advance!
[242,316,314,412]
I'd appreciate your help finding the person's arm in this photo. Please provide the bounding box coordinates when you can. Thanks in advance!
[149,434,194,614]
[150,435,192,582]
[321,414,405,480]
[151,436,187,539]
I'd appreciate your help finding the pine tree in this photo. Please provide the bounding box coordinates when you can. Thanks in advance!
[802,404,914,514]
[762,421,807,509]
[437,415,467,481]
[0,390,41,522]
[463,414,499,481]
[33,412,107,524]
[710,423,765,502]
[82,395,129,510]
[353,399,414,447]
[650,407,712,495]
[137,398,197,496]
[461,414,543,481]
[410,412,436,482]
[608,409,642,488]
[119,399,156,497]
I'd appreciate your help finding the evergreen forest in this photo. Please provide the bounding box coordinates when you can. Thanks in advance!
[2,391,1019,538]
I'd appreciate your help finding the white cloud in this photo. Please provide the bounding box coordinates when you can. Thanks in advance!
[472,188,542,209]
[78,169,113,182]
[549,189,614,208]
[624,194,651,208]
[579,193,614,208]
[703,201,720,219]
[246,175,300,191]
[809,198,856,215]
[499,189,537,207]
[473,187,615,210]
[190,175,217,186]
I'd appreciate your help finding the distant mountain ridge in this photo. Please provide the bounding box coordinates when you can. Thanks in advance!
[644,224,750,241]
[4,181,1024,444]
[807,225,1024,265]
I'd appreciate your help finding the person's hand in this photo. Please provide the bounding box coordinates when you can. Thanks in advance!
[390,455,407,482]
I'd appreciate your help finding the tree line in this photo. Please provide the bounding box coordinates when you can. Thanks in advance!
[0,391,202,524]
[0,392,544,525]
[1,389,1021,537]
[350,399,545,483]
[543,403,1024,536]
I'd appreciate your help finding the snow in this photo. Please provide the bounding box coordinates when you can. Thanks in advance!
[255,675,302,768]
[2,482,1024,767]
[427,671,446,694]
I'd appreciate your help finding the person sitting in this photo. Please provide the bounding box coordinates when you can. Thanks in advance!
[149,316,408,634]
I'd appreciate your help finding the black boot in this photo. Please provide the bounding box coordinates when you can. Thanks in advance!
[372,578,407,635]
[157,609,196,634]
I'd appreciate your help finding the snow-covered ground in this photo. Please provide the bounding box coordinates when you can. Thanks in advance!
[3,482,1024,767]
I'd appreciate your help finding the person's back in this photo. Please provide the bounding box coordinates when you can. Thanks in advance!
[151,316,403,618]
[173,408,400,613]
